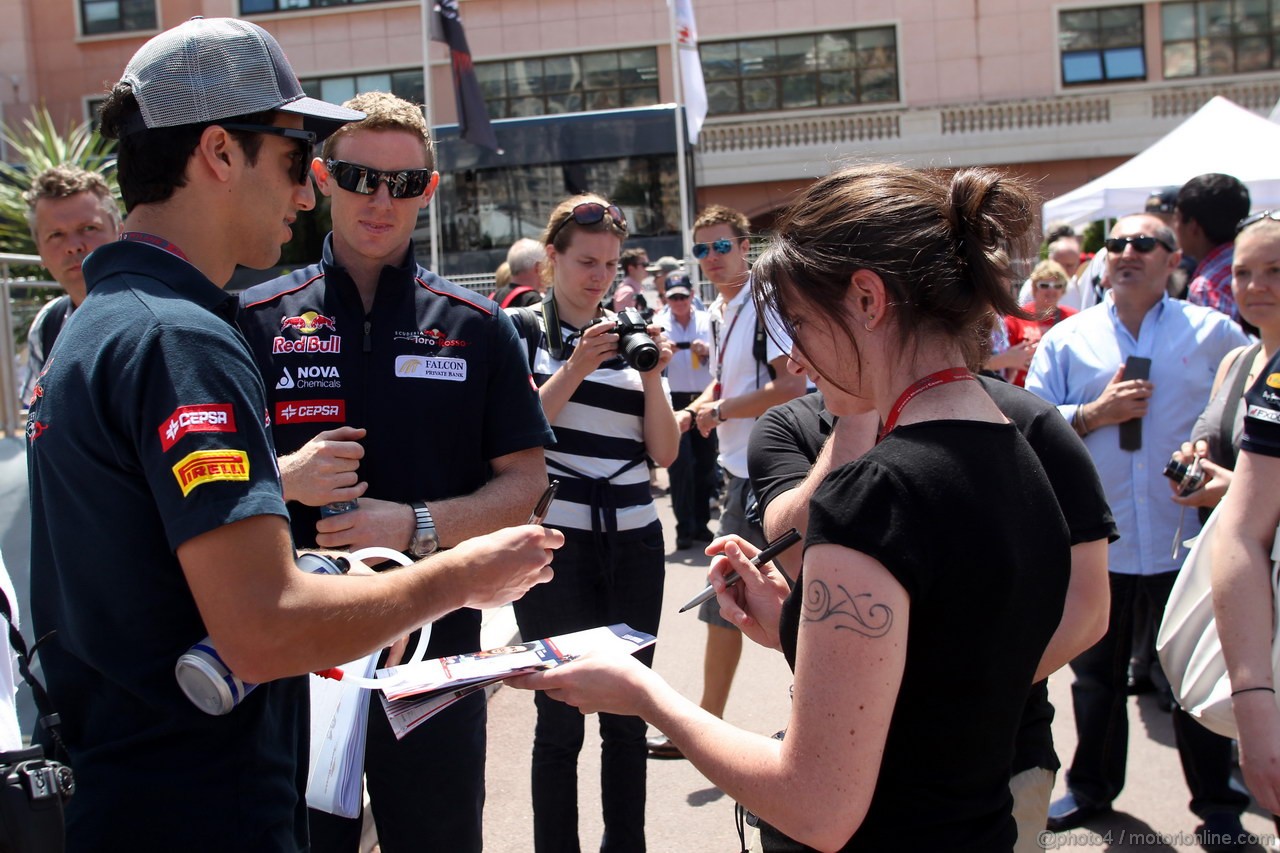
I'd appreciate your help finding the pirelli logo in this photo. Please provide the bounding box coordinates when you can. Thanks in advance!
[172,450,250,497]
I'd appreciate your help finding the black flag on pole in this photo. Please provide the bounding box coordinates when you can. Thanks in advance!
[429,0,502,154]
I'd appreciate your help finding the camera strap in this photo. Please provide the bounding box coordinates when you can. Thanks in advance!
[0,595,68,764]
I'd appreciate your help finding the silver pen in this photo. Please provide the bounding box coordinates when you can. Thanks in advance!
[678,528,801,613]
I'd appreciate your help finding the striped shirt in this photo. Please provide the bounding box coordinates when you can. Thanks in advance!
[525,311,662,535]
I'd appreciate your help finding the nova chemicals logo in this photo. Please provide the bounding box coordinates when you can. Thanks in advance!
[279,365,340,390]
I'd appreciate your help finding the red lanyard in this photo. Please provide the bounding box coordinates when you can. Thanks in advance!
[120,231,190,262]
[878,367,975,441]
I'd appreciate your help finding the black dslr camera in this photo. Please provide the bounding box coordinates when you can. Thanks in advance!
[1163,455,1206,497]
[592,309,659,372]
[0,745,74,852]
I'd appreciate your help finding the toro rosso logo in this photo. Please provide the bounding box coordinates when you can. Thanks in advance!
[275,399,346,424]
[158,404,236,452]
[394,328,469,348]
[280,311,337,334]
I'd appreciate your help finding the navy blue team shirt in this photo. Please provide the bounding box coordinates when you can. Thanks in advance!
[237,236,553,658]
[26,240,305,851]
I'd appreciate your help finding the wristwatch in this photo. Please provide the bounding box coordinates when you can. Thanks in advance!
[714,403,726,423]
[408,501,439,557]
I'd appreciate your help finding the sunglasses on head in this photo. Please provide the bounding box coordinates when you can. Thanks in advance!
[1036,280,1066,290]
[1104,235,1175,254]
[219,123,317,185]
[692,238,735,259]
[549,202,627,244]
[324,159,433,199]
[1237,210,1280,234]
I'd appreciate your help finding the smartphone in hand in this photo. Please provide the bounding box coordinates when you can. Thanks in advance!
[1119,356,1152,451]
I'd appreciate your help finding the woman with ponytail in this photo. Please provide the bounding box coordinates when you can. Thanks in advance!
[512,165,1071,852]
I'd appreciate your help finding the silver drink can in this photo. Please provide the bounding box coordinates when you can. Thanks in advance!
[176,552,349,715]
[175,641,255,716]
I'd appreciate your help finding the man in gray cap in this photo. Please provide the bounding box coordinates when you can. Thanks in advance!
[24,17,559,850]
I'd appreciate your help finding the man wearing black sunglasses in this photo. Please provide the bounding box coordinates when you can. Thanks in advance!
[1027,214,1250,841]
[239,91,552,853]
[26,18,562,852]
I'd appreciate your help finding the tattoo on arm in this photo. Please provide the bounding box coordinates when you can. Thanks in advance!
[802,580,893,638]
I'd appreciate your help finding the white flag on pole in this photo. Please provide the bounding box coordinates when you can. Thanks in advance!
[671,0,708,144]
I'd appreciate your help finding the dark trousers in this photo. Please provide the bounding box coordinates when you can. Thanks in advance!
[513,523,666,853]
[1065,571,1248,818]
[309,683,487,853]
[668,391,718,541]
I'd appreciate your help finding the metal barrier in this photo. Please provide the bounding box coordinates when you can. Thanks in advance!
[0,253,51,437]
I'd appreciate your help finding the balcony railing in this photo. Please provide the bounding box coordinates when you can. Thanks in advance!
[696,78,1280,183]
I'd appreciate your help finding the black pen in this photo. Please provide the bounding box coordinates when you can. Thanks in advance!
[678,527,802,613]
[527,480,560,525]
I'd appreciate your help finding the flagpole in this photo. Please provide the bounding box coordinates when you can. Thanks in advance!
[667,0,695,293]
[421,0,442,273]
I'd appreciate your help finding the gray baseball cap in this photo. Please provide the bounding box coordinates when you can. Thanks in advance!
[119,17,364,139]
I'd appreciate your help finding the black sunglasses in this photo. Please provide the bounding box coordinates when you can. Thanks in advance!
[219,123,316,185]
[548,202,627,244]
[324,159,433,199]
[692,238,735,259]
[1104,235,1175,254]
[1237,210,1280,234]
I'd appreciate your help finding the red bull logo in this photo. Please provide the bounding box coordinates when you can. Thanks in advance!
[280,311,338,334]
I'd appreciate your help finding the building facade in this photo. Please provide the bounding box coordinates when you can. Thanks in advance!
[6,0,1280,274]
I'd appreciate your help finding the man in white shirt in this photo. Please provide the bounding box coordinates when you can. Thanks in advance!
[647,205,805,759]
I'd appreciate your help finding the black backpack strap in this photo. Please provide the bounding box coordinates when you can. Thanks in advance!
[0,593,68,763]
[505,304,543,372]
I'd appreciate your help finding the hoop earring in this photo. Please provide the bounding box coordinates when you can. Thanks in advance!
[864,314,875,332]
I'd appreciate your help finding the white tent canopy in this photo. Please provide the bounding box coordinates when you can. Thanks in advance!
[1042,96,1280,227]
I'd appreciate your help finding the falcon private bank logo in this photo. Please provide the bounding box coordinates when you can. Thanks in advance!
[274,311,341,355]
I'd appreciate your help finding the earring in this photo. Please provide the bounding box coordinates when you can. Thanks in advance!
[864,314,875,332]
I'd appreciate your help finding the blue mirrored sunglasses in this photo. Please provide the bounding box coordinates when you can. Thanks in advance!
[692,238,735,259]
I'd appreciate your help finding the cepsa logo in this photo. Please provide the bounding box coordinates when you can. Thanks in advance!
[172,450,250,497]
[274,311,341,355]
[275,399,346,424]
[158,403,236,452]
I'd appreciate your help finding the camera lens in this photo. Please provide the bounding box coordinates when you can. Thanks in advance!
[621,335,660,371]
[1162,458,1188,484]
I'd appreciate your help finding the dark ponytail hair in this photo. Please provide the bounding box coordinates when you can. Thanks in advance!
[753,163,1035,375]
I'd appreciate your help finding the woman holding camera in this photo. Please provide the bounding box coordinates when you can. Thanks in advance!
[1168,213,1279,515]
[512,165,1071,852]
[507,193,679,853]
